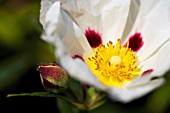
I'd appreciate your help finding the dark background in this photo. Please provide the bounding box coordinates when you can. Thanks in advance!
[0,0,170,113]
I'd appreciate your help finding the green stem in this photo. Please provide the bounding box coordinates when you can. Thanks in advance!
[67,87,81,103]
[81,82,87,102]
[86,93,107,110]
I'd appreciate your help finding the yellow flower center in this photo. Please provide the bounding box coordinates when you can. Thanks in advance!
[85,39,142,87]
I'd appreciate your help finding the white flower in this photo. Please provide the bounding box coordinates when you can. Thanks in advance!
[40,0,170,103]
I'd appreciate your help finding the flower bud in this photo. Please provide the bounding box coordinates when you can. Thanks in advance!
[38,63,68,93]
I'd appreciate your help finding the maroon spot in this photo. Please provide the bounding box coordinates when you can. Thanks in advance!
[124,32,144,52]
[85,28,102,48]
[142,69,154,76]
[72,54,84,61]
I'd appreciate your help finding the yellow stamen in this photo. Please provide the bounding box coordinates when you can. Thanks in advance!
[85,39,141,87]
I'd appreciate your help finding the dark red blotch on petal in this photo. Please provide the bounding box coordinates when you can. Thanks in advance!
[72,54,84,61]
[85,28,102,48]
[125,32,144,52]
[142,69,154,76]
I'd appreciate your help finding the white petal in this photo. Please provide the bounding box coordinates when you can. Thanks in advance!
[40,0,58,28]
[120,0,170,99]
[42,1,106,90]
[108,78,165,103]
[61,0,131,44]
[141,39,170,77]
[121,0,140,43]
[72,23,93,57]
[126,0,170,61]
[126,73,152,88]
[128,38,170,92]
[43,1,88,56]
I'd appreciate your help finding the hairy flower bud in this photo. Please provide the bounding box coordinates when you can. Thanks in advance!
[38,63,68,93]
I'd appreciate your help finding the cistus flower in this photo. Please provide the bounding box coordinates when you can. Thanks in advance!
[40,0,170,103]
[38,63,68,93]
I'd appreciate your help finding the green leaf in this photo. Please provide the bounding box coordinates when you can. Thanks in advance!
[57,98,79,113]
[89,100,122,113]
[7,92,86,110]
[7,92,56,97]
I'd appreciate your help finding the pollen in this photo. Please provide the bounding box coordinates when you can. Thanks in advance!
[85,39,142,87]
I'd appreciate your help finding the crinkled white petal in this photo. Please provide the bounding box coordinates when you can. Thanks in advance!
[40,0,58,28]
[42,1,106,90]
[122,0,170,84]
[128,39,170,87]
[108,78,165,103]
[126,0,170,62]
[141,40,170,77]
[44,1,89,56]
[121,0,140,43]
[72,23,93,57]
[60,0,131,44]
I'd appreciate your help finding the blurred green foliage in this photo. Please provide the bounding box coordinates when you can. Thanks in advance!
[0,0,170,113]
[0,0,56,92]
